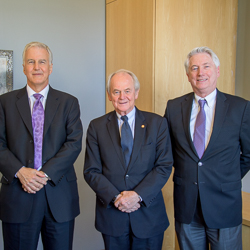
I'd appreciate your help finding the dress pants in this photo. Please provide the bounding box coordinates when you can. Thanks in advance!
[2,187,75,250]
[175,197,242,250]
[102,218,164,250]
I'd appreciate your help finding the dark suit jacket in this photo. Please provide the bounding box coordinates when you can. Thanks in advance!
[84,108,173,238]
[164,89,250,229]
[0,86,83,223]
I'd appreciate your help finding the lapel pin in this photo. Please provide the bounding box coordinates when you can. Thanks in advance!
[141,125,145,128]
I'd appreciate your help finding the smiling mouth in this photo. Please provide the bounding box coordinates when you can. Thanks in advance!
[197,79,207,82]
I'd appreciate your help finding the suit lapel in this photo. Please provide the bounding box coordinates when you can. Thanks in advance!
[16,87,33,136]
[107,111,126,169]
[203,90,228,158]
[43,86,60,137]
[181,93,198,158]
[127,108,146,172]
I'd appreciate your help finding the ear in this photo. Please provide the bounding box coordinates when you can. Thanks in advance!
[135,89,139,100]
[217,66,220,77]
[49,63,53,75]
[107,90,112,101]
[186,73,191,83]
[23,64,26,75]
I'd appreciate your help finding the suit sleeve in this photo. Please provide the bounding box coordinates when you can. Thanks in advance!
[240,101,250,178]
[133,117,173,207]
[0,100,23,182]
[84,121,120,208]
[41,98,83,185]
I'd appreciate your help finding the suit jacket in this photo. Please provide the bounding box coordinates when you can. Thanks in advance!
[0,86,83,223]
[84,108,173,238]
[165,89,250,229]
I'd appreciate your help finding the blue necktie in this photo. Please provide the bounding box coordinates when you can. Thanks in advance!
[121,115,133,167]
[193,99,206,159]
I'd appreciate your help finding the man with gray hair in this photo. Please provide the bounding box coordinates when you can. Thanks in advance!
[164,47,250,249]
[0,41,83,249]
[84,69,173,250]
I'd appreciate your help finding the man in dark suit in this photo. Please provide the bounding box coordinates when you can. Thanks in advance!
[0,42,83,250]
[84,69,173,250]
[164,46,250,249]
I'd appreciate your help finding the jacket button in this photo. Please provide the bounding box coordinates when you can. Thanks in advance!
[193,182,198,185]
[198,162,203,167]
[125,175,129,179]
[30,140,33,143]
[28,159,33,164]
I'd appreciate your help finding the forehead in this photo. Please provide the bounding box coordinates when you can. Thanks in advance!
[110,72,134,89]
[189,53,213,66]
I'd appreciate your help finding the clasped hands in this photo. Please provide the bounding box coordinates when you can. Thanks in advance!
[114,191,141,213]
[16,167,49,194]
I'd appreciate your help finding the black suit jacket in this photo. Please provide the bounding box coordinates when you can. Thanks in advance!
[164,89,250,229]
[84,108,173,238]
[0,86,83,223]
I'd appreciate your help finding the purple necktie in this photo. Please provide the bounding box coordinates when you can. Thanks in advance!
[121,115,133,167]
[32,94,44,170]
[193,99,206,159]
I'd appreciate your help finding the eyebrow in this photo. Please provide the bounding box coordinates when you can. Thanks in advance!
[113,88,131,91]
[191,62,211,68]
[27,59,47,62]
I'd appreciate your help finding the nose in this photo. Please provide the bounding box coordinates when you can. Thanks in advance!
[119,91,125,99]
[34,62,40,70]
[198,67,203,75]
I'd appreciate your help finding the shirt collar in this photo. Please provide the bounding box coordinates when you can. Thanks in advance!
[194,88,217,108]
[26,84,49,99]
[116,107,136,121]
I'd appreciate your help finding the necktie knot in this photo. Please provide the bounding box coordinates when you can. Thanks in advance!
[198,99,206,109]
[121,115,128,122]
[33,93,43,100]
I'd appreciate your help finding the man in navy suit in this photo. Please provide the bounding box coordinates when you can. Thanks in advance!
[0,42,83,250]
[165,47,250,249]
[84,69,173,250]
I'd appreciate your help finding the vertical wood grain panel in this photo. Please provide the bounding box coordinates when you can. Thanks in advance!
[106,0,155,113]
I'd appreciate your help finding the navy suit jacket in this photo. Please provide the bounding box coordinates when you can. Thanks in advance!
[0,86,83,223]
[165,89,250,229]
[84,108,173,238]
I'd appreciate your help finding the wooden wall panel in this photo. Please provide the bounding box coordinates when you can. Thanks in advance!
[155,0,238,116]
[106,0,155,113]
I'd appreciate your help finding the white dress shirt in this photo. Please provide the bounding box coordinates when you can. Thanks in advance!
[190,89,217,150]
[117,107,136,138]
[26,84,49,114]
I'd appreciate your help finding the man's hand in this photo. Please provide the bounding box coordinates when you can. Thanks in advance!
[16,167,48,194]
[114,191,141,213]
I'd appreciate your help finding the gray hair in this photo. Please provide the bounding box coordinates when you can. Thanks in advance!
[106,69,140,94]
[22,41,53,65]
[184,46,220,73]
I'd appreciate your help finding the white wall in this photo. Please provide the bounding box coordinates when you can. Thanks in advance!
[235,0,250,192]
[0,0,105,249]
